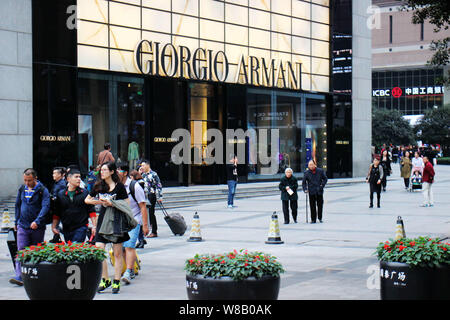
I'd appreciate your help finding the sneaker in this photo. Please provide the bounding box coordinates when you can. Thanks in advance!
[97,278,111,292]
[420,204,429,207]
[9,276,23,286]
[112,280,120,294]
[121,270,133,285]
[429,204,434,207]
[228,205,233,209]
[130,269,136,279]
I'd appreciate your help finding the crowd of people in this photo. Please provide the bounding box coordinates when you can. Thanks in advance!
[9,143,163,294]
[9,141,439,293]
[369,143,437,208]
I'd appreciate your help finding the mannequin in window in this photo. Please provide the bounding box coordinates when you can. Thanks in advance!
[128,141,139,170]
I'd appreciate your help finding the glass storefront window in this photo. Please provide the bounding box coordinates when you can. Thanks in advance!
[247,89,327,181]
[77,72,145,173]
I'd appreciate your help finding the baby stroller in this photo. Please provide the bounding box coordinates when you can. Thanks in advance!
[409,170,422,192]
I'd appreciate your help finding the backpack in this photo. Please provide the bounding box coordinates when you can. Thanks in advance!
[19,184,53,225]
[129,180,146,204]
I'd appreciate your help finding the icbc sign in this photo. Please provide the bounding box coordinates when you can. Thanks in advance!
[372,87,402,98]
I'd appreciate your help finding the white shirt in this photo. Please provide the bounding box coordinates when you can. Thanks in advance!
[412,157,424,169]
[124,177,146,225]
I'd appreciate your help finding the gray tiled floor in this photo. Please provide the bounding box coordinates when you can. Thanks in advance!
[1,164,449,300]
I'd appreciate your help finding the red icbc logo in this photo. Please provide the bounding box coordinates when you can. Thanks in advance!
[392,87,403,98]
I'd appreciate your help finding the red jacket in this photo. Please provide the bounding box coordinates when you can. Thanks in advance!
[422,161,435,183]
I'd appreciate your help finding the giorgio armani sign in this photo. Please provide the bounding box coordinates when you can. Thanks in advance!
[134,40,302,90]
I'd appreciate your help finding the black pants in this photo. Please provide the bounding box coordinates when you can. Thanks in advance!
[370,183,381,206]
[148,193,157,234]
[381,176,387,190]
[309,194,324,222]
[282,200,297,223]
[404,178,410,188]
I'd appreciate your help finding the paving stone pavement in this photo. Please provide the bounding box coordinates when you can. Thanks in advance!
[1,164,449,300]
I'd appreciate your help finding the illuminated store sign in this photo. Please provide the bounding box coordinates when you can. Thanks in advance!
[76,0,331,93]
[372,86,445,98]
[134,40,302,90]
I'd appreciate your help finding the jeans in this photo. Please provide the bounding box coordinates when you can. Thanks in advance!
[422,182,434,205]
[227,180,237,206]
[123,224,141,249]
[15,226,46,279]
[63,225,88,243]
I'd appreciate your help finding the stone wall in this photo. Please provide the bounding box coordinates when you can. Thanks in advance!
[352,0,373,177]
[0,0,33,198]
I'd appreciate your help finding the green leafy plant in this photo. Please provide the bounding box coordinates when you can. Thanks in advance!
[17,241,106,264]
[184,249,285,281]
[375,237,450,268]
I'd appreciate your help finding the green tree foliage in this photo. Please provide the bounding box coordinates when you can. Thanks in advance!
[414,105,450,154]
[372,108,415,147]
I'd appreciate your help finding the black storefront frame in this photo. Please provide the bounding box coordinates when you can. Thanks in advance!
[32,0,344,187]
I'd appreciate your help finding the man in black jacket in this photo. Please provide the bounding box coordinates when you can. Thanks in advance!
[279,168,298,224]
[52,169,97,242]
[302,160,328,223]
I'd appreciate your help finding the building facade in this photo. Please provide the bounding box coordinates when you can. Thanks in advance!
[371,0,450,116]
[0,0,372,197]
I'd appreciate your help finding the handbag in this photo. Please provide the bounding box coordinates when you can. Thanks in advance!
[49,233,62,243]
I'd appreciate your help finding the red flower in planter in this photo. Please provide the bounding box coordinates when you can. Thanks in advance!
[398,245,406,252]
[409,241,416,247]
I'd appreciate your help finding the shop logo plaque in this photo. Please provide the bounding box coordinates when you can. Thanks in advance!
[134,40,302,91]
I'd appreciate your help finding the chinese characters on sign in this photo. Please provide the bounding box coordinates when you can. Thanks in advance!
[373,86,445,98]
[380,268,407,287]
[21,266,38,279]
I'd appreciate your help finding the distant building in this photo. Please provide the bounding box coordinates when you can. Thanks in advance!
[372,0,450,115]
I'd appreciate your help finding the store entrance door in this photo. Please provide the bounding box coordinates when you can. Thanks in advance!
[188,83,221,185]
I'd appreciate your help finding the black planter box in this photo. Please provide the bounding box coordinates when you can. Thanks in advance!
[22,260,103,300]
[380,261,450,300]
[186,274,280,300]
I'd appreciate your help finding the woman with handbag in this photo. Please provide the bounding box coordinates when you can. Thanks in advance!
[400,151,412,190]
[85,161,129,294]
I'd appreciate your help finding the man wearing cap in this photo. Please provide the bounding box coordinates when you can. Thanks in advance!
[52,169,97,243]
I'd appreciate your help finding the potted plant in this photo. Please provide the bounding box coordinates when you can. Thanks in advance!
[17,241,106,300]
[375,236,450,300]
[184,249,284,300]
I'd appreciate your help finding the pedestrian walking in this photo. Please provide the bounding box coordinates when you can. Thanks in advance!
[86,165,97,192]
[380,150,392,192]
[302,160,328,223]
[97,143,115,166]
[421,156,435,207]
[279,168,298,224]
[366,157,384,208]
[85,162,130,294]
[139,160,163,238]
[9,168,50,286]
[129,170,148,249]
[226,154,238,209]
[400,151,412,189]
[117,163,149,284]
[52,169,97,243]
[51,167,67,197]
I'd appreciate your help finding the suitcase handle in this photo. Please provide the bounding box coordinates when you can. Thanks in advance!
[156,200,169,217]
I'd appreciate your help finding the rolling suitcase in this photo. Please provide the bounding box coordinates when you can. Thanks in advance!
[158,202,187,236]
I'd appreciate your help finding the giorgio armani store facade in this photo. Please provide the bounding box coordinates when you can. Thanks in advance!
[31,0,362,188]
